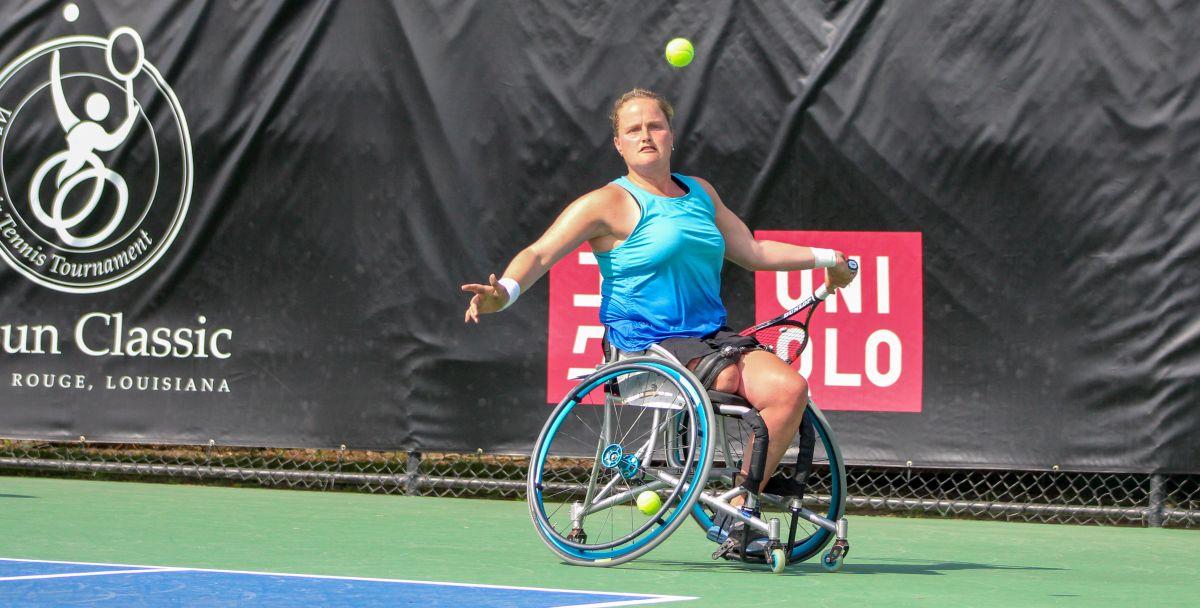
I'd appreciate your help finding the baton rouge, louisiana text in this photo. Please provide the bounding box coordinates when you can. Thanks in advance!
[0,312,231,358]
[4,313,233,393]
[12,372,229,393]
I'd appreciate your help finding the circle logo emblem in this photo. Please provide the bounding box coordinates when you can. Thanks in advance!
[0,27,191,293]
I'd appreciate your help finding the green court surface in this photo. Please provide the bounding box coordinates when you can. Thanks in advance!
[2,476,1197,607]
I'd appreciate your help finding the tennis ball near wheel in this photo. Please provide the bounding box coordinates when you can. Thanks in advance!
[636,490,663,515]
[664,38,694,68]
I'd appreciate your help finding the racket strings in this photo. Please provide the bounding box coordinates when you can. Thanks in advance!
[751,320,810,365]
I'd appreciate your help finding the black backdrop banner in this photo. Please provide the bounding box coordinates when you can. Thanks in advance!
[0,1,1196,474]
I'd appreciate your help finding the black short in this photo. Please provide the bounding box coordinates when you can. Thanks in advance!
[656,326,760,366]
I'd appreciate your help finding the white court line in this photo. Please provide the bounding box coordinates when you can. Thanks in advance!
[0,558,696,605]
[0,568,184,582]
[555,599,696,608]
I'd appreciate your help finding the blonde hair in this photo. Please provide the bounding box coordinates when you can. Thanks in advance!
[610,88,674,136]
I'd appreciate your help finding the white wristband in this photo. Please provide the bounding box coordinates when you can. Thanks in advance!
[811,247,838,269]
[497,277,521,311]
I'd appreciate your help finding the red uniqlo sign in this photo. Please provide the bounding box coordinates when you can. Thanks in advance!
[546,243,606,403]
[754,231,923,412]
[547,232,923,412]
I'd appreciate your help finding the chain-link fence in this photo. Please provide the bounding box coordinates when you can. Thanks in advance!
[1,439,1196,528]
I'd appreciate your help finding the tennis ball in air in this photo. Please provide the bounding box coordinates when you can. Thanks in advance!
[636,490,663,515]
[664,38,694,68]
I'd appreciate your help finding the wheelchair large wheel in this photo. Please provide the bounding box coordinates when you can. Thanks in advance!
[690,402,846,565]
[528,356,714,567]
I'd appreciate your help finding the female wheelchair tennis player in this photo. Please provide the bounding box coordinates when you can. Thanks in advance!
[462,88,857,572]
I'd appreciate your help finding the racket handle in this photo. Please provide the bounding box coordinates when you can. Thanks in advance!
[814,258,858,300]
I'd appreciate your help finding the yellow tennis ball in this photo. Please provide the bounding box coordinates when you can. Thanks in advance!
[664,38,694,68]
[636,490,662,515]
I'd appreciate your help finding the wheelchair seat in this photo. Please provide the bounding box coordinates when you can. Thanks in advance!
[603,338,749,406]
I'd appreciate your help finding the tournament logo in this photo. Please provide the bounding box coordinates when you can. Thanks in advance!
[0,18,191,293]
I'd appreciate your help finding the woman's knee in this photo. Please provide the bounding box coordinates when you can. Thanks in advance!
[775,374,809,418]
[747,371,808,414]
[789,374,809,403]
[760,369,806,401]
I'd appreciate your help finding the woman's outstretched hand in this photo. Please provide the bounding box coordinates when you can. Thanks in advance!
[462,273,510,323]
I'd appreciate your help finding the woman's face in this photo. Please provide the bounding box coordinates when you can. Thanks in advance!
[613,98,673,172]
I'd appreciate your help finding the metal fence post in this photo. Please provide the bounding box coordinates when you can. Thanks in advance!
[205,439,215,471]
[405,450,422,496]
[1148,473,1165,528]
[332,444,347,491]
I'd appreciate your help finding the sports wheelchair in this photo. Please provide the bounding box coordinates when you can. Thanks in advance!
[527,290,850,573]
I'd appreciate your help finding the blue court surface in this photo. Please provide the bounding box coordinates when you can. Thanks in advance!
[0,558,694,607]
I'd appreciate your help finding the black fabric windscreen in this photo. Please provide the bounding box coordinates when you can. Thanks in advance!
[0,1,1195,474]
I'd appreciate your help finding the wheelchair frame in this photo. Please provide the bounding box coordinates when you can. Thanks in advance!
[527,344,850,573]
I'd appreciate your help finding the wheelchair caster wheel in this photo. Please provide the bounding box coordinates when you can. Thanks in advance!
[768,548,787,574]
[821,539,848,572]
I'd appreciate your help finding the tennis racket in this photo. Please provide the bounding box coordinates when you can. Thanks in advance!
[739,259,858,364]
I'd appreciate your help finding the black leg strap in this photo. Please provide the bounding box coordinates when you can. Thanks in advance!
[761,408,816,499]
[692,348,737,388]
[792,410,816,495]
[737,407,769,494]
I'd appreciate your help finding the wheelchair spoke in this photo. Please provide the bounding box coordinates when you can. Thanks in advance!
[589,466,625,505]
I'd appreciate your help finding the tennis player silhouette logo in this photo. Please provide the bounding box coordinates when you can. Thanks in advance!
[0,14,192,294]
[29,27,142,249]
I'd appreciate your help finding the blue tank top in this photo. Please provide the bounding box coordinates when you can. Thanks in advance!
[595,174,727,351]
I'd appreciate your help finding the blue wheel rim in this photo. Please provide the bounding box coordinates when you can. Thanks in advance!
[532,361,710,561]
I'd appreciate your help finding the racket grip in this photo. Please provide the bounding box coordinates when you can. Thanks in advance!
[815,259,858,301]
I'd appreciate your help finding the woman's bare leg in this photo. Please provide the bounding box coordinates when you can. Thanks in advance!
[692,350,808,505]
